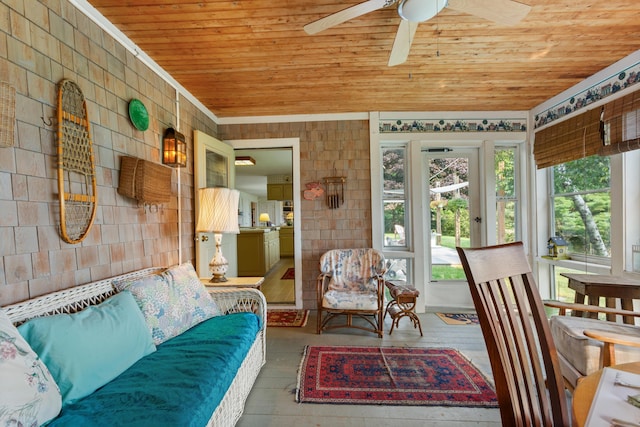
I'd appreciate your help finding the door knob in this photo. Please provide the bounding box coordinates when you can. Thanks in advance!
[474,217,482,223]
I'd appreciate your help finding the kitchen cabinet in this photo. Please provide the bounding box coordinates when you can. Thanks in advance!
[237,228,280,276]
[279,226,294,257]
[267,184,293,201]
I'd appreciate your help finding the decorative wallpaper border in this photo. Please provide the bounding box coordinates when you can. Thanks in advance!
[534,61,640,129]
[379,118,527,134]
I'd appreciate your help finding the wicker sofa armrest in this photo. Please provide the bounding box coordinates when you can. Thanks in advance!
[3,267,166,325]
[208,288,267,330]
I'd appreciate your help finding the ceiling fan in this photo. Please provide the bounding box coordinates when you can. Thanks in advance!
[304,0,531,66]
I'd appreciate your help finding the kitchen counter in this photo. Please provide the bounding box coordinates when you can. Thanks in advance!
[237,228,280,276]
[239,227,281,233]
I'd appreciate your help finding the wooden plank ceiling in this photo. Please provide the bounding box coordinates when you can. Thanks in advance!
[88,0,640,118]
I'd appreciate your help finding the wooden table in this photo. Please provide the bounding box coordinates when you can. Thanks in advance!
[572,362,640,427]
[561,273,640,324]
[200,276,264,290]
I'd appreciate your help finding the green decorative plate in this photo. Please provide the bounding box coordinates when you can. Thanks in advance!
[128,99,149,131]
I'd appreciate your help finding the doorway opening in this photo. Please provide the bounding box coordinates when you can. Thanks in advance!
[228,139,302,309]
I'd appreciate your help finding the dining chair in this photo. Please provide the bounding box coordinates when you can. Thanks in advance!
[316,248,386,337]
[457,242,570,427]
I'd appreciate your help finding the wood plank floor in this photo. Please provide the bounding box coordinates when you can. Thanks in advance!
[260,257,295,304]
[237,310,502,426]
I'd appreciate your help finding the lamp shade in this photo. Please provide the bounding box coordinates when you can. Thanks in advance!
[196,188,240,234]
[259,213,270,223]
[163,128,187,167]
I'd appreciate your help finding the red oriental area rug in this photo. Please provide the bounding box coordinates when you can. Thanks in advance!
[267,309,309,327]
[296,346,498,407]
[280,268,295,280]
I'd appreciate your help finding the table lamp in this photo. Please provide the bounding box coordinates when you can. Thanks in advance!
[259,212,270,227]
[196,187,240,282]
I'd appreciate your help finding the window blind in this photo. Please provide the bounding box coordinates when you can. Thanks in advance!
[533,108,603,169]
[599,89,640,156]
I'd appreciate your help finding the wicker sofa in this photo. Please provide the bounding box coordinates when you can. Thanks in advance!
[1,265,266,427]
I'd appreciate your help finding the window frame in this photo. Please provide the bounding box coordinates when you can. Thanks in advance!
[381,143,411,252]
[547,155,612,266]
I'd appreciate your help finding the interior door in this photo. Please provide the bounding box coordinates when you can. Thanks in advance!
[194,130,236,278]
[424,148,480,291]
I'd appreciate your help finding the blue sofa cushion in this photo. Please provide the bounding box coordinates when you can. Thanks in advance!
[18,291,156,406]
[48,312,261,427]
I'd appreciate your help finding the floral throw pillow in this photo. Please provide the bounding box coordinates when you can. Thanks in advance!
[163,262,222,319]
[0,309,62,426]
[114,264,221,345]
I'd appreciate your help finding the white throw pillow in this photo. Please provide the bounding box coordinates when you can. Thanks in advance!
[0,309,62,425]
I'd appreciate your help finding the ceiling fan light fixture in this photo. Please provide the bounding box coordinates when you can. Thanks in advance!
[398,0,447,22]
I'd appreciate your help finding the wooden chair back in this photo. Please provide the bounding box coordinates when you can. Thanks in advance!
[456,242,570,427]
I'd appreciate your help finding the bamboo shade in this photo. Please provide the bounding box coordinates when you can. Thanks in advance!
[533,108,603,169]
[599,89,640,156]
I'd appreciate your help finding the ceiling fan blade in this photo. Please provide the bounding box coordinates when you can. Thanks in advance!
[388,19,419,67]
[304,0,389,35]
[447,0,531,26]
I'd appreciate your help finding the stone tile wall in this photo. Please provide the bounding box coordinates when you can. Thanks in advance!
[219,121,372,308]
[0,0,217,305]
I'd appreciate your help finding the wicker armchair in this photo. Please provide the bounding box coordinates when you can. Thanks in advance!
[316,248,386,337]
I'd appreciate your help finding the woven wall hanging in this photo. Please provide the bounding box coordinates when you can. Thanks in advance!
[57,79,97,244]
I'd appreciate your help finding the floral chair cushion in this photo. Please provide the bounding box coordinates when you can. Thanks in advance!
[320,248,385,293]
[319,248,385,310]
[322,289,380,310]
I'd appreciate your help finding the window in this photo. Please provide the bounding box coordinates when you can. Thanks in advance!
[384,257,410,283]
[550,155,611,261]
[382,146,408,249]
[496,147,519,244]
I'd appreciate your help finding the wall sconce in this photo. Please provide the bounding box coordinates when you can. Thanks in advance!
[196,187,240,282]
[235,156,256,166]
[259,212,271,227]
[163,127,186,168]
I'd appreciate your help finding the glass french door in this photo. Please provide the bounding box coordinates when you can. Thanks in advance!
[424,148,480,281]
[194,130,236,278]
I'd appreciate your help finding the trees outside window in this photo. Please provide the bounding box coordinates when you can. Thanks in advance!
[382,147,407,248]
[496,147,518,244]
[551,155,611,259]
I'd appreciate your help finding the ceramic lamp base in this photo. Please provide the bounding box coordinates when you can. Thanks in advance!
[209,233,229,282]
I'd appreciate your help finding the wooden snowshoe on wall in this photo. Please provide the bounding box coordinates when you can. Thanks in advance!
[56,79,97,244]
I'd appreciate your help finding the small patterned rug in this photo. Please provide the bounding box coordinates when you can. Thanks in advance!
[267,309,309,327]
[436,312,480,325]
[296,346,497,406]
[280,268,295,280]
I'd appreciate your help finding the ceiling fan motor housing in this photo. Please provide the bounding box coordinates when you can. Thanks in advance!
[398,0,448,22]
